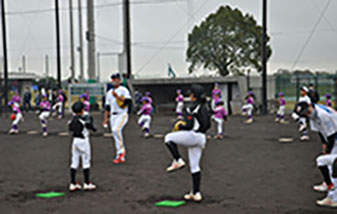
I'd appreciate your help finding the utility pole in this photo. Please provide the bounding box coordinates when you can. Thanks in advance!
[1,0,9,105]
[262,0,267,114]
[87,0,96,81]
[69,0,75,80]
[45,55,49,78]
[78,0,84,82]
[55,0,61,88]
[123,0,132,78]
[22,55,26,73]
[96,52,100,82]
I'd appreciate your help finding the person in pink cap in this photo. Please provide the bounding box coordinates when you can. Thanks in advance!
[38,94,51,137]
[211,83,222,110]
[175,89,184,119]
[275,92,286,123]
[213,100,227,139]
[52,89,64,119]
[326,94,332,108]
[137,97,153,138]
[8,100,23,134]
[80,93,90,115]
[242,91,255,124]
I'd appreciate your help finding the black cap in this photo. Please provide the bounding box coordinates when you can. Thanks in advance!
[293,102,310,117]
[111,73,121,79]
[72,101,85,113]
[188,84,204,99]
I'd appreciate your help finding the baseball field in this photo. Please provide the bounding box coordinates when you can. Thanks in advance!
[0,112,335,214]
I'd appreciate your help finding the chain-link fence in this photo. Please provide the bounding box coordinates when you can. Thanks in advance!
[275,73,337,109]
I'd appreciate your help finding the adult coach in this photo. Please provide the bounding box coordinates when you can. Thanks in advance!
[308,83,320,104]
[293,102,337,207]
[103,73,132,164]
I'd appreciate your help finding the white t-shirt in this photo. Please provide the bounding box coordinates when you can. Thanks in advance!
[105,86,131,114]
[310,104,337,141]
[298,95,311,104]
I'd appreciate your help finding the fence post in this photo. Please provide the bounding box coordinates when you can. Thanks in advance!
[315,75,318,92]
[296,75,299,101]
[334,78,337,110]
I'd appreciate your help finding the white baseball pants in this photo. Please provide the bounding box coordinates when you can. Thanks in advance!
[71,137,91,169]
[165,130,206,173]
[138,114,151,129]
[110,112,129,155]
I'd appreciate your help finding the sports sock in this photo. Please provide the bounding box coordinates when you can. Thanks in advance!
[192,172,201,194]
[83,168,90,184]
[165,141,181,161]
[70,168,77,184]
[318,166,332,185]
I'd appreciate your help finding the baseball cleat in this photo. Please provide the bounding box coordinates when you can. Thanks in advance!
[113,157,126,164]
[144,133,150,138]
[113,152,126,164]
[275,118,280,122]
[83,183,96,190]
[166,158,185,172]
[214,135,223,139]
[280,119,287,124]
[43,132,48,137]
[298,124,306,132]
[313,182,334,192]
[69,183,82,191]
[184,192,202,202]
[245,118,253,124]
[316,197,337,207]
[300,135,310,141]
[8,129,18,135]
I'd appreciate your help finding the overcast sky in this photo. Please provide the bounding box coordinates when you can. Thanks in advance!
[1,0,337,81]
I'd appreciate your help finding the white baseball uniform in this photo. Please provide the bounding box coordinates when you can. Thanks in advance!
[105,86,131,156]
[311,105,337,202]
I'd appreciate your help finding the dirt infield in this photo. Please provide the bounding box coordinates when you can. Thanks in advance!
[0,112,335,214]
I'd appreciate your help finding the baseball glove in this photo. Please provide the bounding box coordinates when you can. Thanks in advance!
[172,120,186,132]
[116,96,127,109]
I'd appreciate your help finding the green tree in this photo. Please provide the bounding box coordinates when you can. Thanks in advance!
[187,5,272,76]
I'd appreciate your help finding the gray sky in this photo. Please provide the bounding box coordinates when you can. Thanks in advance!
[1,0,337,81]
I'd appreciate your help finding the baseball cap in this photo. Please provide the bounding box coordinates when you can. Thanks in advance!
[300,86,309,92]
[111,73,121,79]
[140,97,149,103]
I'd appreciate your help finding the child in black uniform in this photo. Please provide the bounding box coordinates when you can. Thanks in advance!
[68,101,97,191]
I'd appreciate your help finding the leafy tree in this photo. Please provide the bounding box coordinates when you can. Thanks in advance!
[186,5,272,76]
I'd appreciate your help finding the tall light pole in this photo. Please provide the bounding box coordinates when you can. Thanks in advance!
[55,0,61,88]
[262,0,267,114]
[69,0,75,80]
[22,55,26,73]
[87,0,96,81]
[78,0,84,81]
[1,0,9,105]
[123,0,132,78]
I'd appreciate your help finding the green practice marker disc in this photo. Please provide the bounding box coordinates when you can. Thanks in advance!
[155,200,186,207]
[35,192,65,198]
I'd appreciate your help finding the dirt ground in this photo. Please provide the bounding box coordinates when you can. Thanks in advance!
[0,111,336,214]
